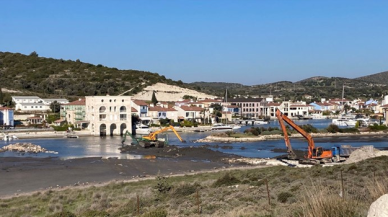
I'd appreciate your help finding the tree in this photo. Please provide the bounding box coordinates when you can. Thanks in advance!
[29,51,38,57]
[50,101,61,113]
[151,91,158,105]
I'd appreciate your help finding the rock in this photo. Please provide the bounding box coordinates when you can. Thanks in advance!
[1,143,55,154]
[368,194,388,217]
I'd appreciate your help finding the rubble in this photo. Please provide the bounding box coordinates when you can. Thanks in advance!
[345,146,388,164]
[0,143,57,154]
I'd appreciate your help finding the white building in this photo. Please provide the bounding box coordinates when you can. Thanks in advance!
[15,103,50,112]
[12,96,68,112]
[0,106,14,127]
[42,98,69,105]
[85,96,132,136]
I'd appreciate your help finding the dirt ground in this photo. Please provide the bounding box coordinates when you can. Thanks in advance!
[0,145,248,198]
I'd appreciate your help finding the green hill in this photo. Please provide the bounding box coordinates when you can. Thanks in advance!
[0,51,188,99]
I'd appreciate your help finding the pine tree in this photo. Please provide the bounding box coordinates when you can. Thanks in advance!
[151,91,158,105]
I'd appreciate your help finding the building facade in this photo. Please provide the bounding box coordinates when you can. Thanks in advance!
[60,98,87,127]
[85,96,132,136]
[227,98,264,118]
[0,107,14,127]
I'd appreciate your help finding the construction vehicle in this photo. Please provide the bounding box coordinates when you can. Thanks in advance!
[122,125,186,148]
[276,109,334,164]
[276,109,361,164]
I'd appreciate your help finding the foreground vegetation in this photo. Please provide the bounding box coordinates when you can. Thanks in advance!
[1,157,388,216]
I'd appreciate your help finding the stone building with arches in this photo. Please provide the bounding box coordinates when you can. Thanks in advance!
[85,96,132,136]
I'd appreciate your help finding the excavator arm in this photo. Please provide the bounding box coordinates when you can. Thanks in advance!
[276,109,297,159]
[276,109,316,159]
[142,125,186,143]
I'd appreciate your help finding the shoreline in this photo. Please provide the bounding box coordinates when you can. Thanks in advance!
[197,131,388,142]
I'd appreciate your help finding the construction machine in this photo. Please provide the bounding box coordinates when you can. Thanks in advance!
[275,109,333,164]
[122,125,186,148]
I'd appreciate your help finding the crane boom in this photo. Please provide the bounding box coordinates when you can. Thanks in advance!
[276,109,297,159]
[142,125,185,143]
[276,109,333,161]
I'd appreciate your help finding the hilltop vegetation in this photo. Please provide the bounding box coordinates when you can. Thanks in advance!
[0,52,195,99]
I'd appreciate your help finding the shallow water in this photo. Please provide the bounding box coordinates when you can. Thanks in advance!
[1,119,387,159]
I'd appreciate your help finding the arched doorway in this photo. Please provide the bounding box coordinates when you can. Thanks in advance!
[100,124,106,137]
[120,123,127,135]
[110,124,117,136]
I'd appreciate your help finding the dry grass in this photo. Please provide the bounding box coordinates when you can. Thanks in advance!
[1,157,388,216]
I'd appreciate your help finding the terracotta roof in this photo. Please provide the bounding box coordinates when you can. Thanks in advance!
[178,116,185,119]
[132,100,148,106]
[381,104,388,108]
[197,99,221,103]
[228,98,264,103]
[148,106,177,112]
[179,106,203,111]
[267,103,280,106]
[0,107,13,110]
[66,98,86,106]
[131,107,138,112]
[54,119,66,123]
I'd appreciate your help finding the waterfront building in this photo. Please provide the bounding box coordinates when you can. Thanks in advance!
[261,102,281,118]
[85,96,132,136]
[0,106,14,127]
[60,98,87,128]
[12,96,68,113]
[148,105,178,123]
[174,105,203,122]
[227,98,264,119]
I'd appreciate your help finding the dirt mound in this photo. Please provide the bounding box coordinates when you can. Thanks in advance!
[345,146,385,164]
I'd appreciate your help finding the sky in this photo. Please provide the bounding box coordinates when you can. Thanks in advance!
[1,1,388,85]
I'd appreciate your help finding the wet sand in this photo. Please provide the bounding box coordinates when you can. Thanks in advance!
[0,146,246,198]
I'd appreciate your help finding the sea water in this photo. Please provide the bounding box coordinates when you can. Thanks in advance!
[1,119,387,159]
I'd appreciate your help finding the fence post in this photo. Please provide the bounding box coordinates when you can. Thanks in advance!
[340,170,344,200]
[196,189,200,214]
[265,178,271,206]
[137,194,140,215]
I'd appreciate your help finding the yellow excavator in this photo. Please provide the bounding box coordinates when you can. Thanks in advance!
[122,125,186,148]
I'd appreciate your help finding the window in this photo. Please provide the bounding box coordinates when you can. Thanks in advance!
[120,106,126,112]
[99,106,106,113]
[120,114,127,120]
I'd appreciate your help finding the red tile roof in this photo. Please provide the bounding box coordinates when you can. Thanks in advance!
[0,107,13,110]
[132,100,148,106]
[148,106,177,112]
[267,103,280,106]
[131,107,138,112]
[179,106,204,111]
[67,98,86,106]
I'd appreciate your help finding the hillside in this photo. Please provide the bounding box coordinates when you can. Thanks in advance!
[133,83,217,101]
[355,70,388,84]
[0,51,202,100]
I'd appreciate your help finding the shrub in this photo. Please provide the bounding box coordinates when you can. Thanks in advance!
[212,173,240,187]
[326,124,340,133]
[277,192,294,203]
[47,211,76,217]
[301,124,318,133]
[80,210,110,217]
[171,183,201,197]
[155,176,171,194]
[141,208,167,217]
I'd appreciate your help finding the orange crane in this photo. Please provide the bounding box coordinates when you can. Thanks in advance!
[275,109,333,163]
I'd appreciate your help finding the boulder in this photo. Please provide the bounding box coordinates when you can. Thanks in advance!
[368,194,388,217]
